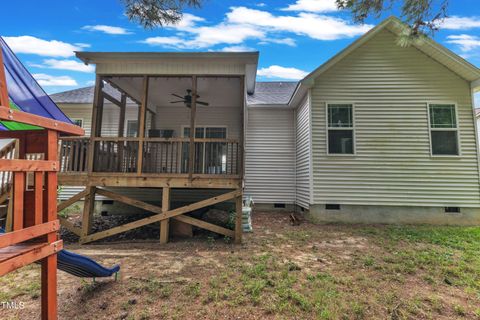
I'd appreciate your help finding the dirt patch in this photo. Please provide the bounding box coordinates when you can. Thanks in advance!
[2,211,479,320]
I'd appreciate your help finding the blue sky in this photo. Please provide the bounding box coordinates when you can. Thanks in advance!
[1,0,480,104]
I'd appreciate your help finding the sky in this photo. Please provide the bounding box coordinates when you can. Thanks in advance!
[1,0,479,105]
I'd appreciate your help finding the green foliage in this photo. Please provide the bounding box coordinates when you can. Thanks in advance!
[121,0,202,28]
[336,0,449,39]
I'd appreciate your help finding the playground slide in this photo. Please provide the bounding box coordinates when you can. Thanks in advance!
[0,227,120,278]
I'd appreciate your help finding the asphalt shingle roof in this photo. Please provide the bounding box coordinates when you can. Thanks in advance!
[246,81,298,105]
[50,81,298,106]
[50,84,133,104]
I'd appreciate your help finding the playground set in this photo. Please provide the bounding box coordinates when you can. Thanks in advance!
[0,37,120,319]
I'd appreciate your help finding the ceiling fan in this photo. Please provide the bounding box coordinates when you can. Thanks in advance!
[170,89,209,108]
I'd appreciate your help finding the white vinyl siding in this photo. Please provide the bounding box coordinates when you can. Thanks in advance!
[155,106,241,139]
[58,103,139,137]
[310,29,480,207]
[245,108,295,204]
[295,98,311,209]
[57,102,139,199]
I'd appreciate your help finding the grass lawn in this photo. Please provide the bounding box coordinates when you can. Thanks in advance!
[1,211,479,319]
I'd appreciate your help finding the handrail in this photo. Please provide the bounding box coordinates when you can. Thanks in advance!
[59,136,242,175]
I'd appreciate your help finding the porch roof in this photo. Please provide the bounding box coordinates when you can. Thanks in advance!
[75,51,259,94]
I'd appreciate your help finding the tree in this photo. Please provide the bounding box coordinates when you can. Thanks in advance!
[336,0,449,39]
[121,0,203,28]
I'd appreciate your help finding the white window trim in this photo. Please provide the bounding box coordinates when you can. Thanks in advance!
[180,125,228,138]
[325,102,356,156]
[427,102,461,157]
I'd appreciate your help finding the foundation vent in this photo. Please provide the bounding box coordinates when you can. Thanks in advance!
[325,204,340,210]
[445,207,460,214]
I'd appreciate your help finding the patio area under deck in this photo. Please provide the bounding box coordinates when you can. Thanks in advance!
[57,68,252,244]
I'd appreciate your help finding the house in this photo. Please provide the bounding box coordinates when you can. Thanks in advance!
[52,16,480,235]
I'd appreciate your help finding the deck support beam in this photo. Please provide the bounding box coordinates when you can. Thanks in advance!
[160,187,170,244]
[235,195,243,244]
[81,187,96,237]
[80,188,241,244]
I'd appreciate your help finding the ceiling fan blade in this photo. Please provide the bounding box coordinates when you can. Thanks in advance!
[170,100,185,103]
[196,101,209,106]
[171,93,184,99]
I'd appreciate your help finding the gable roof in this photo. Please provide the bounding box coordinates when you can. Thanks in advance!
[246,82,298,105]
[301,16,480,86]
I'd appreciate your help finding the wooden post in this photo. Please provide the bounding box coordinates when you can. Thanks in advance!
[188,76,197,180]
[137,76,149,174]
[41,129,59,320]
[117,93,127,171]
[87,76,104,173]
[160,187,170,244]
[81,187,96,237]
[234,193,243,244]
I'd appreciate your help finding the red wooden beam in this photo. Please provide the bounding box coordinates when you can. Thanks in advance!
[0,220,59,248]
[0,159,58,172]
[0,240,62,277]
[0,106,84,136]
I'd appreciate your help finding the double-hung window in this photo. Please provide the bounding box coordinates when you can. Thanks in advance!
[428,104,459,156]
[327,104,354,154]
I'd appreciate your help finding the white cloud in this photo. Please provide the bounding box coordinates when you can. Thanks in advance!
[3,36,82,57]
[142,7,372,50]
[256,3,267,7]
[33,59,94,73]
[440,16,480,30]
[257,65,308,80]
[86,80,95,86]
[33,74,78,86]
[282,0,338,13]
[446,34,480,52]
[143,36,186,48]
[82,25,132,35]
[144,23,264,48]
[259,37,296,46]
[226,7,372,40]
[220,45,255,52]
[172,13,205,30]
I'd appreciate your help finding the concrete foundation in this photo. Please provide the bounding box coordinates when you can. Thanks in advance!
[308,204,480,226]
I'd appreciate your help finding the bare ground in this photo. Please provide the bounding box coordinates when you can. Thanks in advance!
[1,211,479,320]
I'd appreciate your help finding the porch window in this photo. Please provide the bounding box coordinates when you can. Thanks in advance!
[182,126,227,173]
[126,120,138,137]
[429,104,459,155]
[327,104,354,154]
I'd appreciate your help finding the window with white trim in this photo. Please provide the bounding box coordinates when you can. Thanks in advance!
[327,104,354,154]
[428,104,459,155]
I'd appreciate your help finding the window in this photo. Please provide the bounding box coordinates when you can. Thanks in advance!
[428,104,459,155]
[72,119,83,127]
[182,126,227,173]
[126,120,138,137]
[327,104,354,154]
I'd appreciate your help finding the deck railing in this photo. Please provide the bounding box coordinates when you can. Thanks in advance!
[59,137,242,176]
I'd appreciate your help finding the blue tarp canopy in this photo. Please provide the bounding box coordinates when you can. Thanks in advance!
[0,37,73,131]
